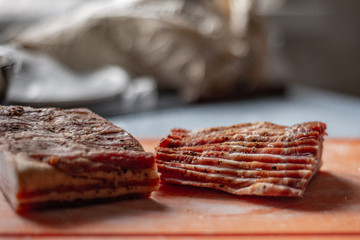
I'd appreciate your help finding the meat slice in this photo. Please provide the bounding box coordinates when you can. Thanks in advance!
[155,121,326,197]
[0,105,160,212]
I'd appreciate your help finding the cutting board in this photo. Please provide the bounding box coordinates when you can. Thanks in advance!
[0,138,359,240]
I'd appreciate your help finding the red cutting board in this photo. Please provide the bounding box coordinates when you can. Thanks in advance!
[0,138,360,240]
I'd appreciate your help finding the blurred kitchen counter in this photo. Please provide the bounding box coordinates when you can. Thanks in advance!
[108,84,360,138]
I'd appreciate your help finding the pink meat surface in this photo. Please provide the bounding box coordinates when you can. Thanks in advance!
[156,121,327,197]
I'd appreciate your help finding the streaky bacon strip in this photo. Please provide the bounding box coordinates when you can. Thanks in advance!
[158,156,314,171]
[30,150,155,172]
[156,152,316,165]
[159,169,308,190]
[160,139,319,152]
[157,145,318,156]
[169,121,326,138]
[163,178,303,196]
[157,162,313,178]
[155,121,326,197]
[159,131,322,148]
[17,178,161,199]
[86,151,155,169]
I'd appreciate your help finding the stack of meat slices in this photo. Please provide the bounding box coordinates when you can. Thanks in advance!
[0,106,160,212]
[156,121,327,197]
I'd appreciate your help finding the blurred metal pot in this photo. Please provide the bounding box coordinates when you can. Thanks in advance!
[0,55,15,102]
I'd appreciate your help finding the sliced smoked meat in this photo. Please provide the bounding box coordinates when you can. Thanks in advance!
[0,105,160,212]
[156,121,326,197]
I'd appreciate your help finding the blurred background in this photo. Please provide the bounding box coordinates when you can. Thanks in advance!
[0,0,359,137]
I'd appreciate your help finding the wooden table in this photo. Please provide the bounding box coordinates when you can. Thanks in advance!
[0,139,359,239]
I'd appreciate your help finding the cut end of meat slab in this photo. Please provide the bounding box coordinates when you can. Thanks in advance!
[0,105,160,212]
[155,121,327,197]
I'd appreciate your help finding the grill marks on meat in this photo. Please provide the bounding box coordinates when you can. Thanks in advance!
[156,121,326,197]
[0,105,160,211]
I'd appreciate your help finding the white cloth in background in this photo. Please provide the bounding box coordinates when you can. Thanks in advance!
[12,0,266,102]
